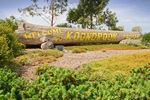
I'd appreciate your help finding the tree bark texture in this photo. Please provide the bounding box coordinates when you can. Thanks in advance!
[15,22,141,45]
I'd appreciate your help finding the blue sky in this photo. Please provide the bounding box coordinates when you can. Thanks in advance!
[0,0,150,33]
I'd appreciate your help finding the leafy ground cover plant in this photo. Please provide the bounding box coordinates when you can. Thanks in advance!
[0,67,28,99]
[0,65,150,99]
[24,65,150,99]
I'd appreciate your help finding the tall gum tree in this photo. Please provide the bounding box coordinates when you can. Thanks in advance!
[18,0,68,27]
[67,0,118,29]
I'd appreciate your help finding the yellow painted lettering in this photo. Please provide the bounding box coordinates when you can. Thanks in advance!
[80,32,86,41]
[102,33,107,40]
[66,31,72,40]
[74,32,80,41]
[131,35,134,38]
[24,33,31,39]
[108,33,112,41]
[91,33,97,40]
[48,30,52,35]
[36,32,41,37]
[112,33,117,40]
[52,29,59,33]
[31,32,35,38]
[42,30,47,35]
[85,33,91,41]
[97,33,102,40]
[59,29,63,33]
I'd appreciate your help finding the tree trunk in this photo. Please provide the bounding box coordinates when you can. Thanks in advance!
[16,22,141,45]
[90,14,93,29]
[51,0,54,27]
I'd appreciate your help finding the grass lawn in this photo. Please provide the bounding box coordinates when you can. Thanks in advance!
[65,44,148,51]
[80,51,150,79]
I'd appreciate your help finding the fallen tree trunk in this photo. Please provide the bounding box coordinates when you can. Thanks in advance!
[15,22,140,46]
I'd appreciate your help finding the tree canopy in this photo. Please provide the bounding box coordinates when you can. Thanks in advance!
[18,0,68,27]
[132,26,142,34]
[67,0,118,29]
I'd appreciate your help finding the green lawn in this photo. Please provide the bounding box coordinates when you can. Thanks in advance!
[80,51,150,79]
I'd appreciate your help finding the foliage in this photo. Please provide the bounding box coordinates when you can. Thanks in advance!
[109,25,124,31]
[67,0,118,29]
[0,67,28,100]
[0,25,25,67]
[119,38,144,48]
[0,16,18,31]
[19,0,68,26]
[23,65,150,99]
[80,52,150,78]
[56,23,72,28]
[102,8,118,30]
[142,32,150,43]
[23,66,89,99]
[117,26,124,31]
[0,65,150,99]
[132,26,142,34]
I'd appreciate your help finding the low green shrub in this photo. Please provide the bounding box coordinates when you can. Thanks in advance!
[0,16,18,31]
[23,66,89,99]
[0,65,149,99]
[38,49,63,58]
[0,17,25,67]
[0,26,25,66]
[142,32,150,45]
[0,67,28,100]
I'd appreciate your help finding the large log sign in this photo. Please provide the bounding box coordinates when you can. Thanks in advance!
[15,22,140,49]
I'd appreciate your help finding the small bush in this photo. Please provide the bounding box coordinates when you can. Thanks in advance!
[0,16,18,31]
[0,67,28,99]
[142,32,150,44]
[72,48,87,53]
[0,26,25,66]
[38,49,63,58]
[0,17,25,67]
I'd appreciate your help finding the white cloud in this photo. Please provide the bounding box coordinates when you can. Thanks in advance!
[107,4,150,33]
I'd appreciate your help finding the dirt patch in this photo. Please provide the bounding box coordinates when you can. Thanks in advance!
[51,49,150,70]
[18,65,39,82]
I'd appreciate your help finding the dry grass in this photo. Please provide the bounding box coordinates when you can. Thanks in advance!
[80,51,150,79]
[13,49,63,67]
